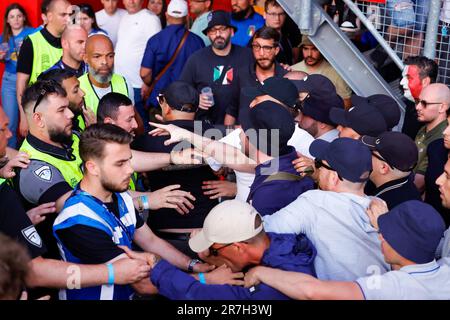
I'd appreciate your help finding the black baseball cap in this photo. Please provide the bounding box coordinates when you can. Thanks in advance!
[329,96,388,136]
[244,100,295,156]
[361,131,418,172]
[353,94,401,130]
[242,76,299,109]
[162,81,199,113]
[202,10,237,35]
[309,137,372,183]
[292,74,344,125]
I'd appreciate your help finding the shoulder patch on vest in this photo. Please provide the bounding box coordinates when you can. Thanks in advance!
[34,165,52,182]
[21,225,43,248]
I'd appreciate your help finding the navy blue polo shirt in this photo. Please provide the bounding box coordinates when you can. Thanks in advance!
[371,173,421,210]
[141,24,204,108]
[231,11,265,47]
[44,58,89,78]
[248,146,314,216]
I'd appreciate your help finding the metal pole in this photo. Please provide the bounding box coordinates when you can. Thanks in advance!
[299,0,312,32]
[423,0,441,59]
[342,0,404,70]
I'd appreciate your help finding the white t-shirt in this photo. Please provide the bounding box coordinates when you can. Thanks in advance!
[95,8,126,47]
[115,9,161,88]
[92,81,135,105]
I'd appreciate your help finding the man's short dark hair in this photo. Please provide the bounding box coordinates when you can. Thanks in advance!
[404,56,438,83]
[97,92,133,123]
[38,69,77,85]
[264,0,282,12]
[79,123,132,162]
[41,0,62,14]
[21,80,67,113]
[252,26,280,46]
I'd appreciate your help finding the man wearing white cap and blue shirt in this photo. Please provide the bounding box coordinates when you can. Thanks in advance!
[245,200,450,300]
[263,137,390,281]
[149,200,317,299]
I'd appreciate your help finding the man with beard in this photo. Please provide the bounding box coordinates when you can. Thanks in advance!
[291,36,352,108]
[179,10,254,124]
[53,124,213,300]
[230,0,264,47]
[400,56,438,139]
[78,34,135,119]
[38,69,95,132]
[44,24,89,78]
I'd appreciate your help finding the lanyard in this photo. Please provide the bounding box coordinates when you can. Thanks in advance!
[72,184,132,243]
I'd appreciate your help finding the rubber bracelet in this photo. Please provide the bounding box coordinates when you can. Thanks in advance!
[141,195,150,210]
[198,272,206,284]
[106,263,114,285]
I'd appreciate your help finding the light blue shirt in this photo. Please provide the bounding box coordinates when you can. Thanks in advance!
[190,11,211,46]
[437,227,450,259]
[317,128,340,142]
[263,190,390,281]
[356,259,450,300]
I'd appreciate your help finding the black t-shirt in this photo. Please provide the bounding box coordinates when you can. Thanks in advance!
[17,27,62,75]
[55,194,144,264]
[425,138,450,227]
[131,120,219,230]
[0,183,47,259]
[179,45,254,124]
[402,98,424,140]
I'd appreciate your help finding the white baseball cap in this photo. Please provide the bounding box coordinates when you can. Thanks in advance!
[189,200,264,253]
[167,0,188,18]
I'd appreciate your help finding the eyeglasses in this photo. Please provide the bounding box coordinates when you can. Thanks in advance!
[33,81,59,113]
[209,243,233,256]
[265,12,286,18]
[208,26,229,34]
[251,43,278,53]
[314,159,343,181]
[415,99,443,108]
[157,93,165,106]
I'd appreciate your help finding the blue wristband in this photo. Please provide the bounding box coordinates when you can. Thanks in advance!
[107,263,114,285]
[198,272,206,284]
[141,195,150,210]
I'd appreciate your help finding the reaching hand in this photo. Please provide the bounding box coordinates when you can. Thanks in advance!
[244,266,264,288]
[202,180,237,199]
[292,153,317,180]
[203,264,244,286]
[82,106,97,127]
[148,122,193,146]
[26,202,56,225]
[18,116,29,138]
[150,185,196,215]
[192,261,216,273]
[113,256,152,285]
[366,198,389,231]
[170,148,204,165]
[119,245,160,268]
[0,152,30,179]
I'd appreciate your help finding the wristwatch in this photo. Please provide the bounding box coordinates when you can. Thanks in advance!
[187,259,201,272]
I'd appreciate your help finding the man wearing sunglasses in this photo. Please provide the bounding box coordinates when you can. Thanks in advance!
[149,200,316,300]
[413,83,450,193]
[361,131,421,209]
[263,138,390,281]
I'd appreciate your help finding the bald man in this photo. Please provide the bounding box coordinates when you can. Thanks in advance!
[16,0,73,138]
[45,24,88,77]
[78,34,143,133]
[414,83,450,192]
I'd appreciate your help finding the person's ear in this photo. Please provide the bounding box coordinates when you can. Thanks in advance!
[422,76,431,87]
[84,159,99,176]
[274,46,280,56]
[103,117,114,125]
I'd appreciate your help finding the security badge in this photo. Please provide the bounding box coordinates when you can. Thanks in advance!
[21,225,43,248]
[34,165,52,182]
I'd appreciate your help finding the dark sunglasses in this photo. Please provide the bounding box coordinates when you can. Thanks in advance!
[209,243,233,256]
[33,81,59,113]
[415,99,442,108]
[314,159,343,181]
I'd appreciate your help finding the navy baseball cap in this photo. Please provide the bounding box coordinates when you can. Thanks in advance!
[292,74,344,125]
[163,81,198,113]
[202,11,237,35]
[245,100,295,156]
[242,77,299,109]
[361,132,418,172]
[378,200,446,264]
[309,137,372,183]
[353,94,401,130]
[329,96,388,136]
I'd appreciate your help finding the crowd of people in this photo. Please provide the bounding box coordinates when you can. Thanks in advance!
[0,0,450,301]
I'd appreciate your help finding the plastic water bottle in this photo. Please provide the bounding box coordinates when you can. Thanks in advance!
[201,86,215,106]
